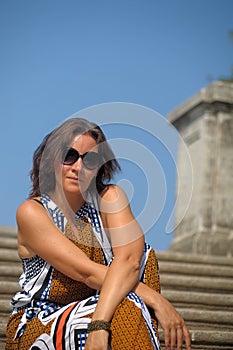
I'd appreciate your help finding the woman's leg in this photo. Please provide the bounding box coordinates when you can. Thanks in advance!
[110,298,159,350]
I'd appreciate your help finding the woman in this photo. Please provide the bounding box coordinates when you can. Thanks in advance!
[5,118,191,350]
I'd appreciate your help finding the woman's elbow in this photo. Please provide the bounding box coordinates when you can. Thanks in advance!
[132,258,141,275]
[81,263,106,290]
[64,266,87,285]
[121,255,141,276]
[72,270,97,289]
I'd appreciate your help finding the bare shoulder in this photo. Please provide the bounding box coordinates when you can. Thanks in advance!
[17,199,46,258]
[100,184,127,201]
[99,185,130,213]
[99,185,144,246]
[16,198,46,225]
[17,198,39,215]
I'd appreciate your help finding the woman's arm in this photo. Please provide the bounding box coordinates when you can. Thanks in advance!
[84,185,145,349]
[17,191,142,294]
[90,185,144,320]
[17,199,107,289]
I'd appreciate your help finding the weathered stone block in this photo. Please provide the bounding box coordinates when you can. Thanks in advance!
[168,81,233,256]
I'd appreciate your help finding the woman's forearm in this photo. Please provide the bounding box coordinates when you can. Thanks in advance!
[84,259,159,311]
[133,281,160,309]
[84,261,107,290]
[91,256,141,322]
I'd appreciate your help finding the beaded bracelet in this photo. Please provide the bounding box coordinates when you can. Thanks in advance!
[87,320,111,333]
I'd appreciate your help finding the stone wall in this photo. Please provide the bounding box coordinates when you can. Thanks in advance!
[168,81,233,257]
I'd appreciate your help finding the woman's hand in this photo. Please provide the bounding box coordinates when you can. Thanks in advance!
[153,293,191,350]
[84,330,109,350]
[134,282,191,350]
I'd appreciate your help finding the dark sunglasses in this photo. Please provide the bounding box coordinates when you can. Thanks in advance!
[61,147,100,170]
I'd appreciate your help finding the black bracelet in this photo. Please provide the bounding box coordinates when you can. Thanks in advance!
[87,320,111,333]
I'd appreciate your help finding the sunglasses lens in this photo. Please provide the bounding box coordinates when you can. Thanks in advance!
[62,148,79,165]
[83,152,100,169]
[62,148,100,169]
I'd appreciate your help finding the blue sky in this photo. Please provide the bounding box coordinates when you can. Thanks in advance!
[0,0,232,251]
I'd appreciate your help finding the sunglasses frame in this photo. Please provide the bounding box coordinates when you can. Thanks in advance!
[61,147,100,170]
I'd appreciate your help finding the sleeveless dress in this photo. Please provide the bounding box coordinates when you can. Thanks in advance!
[5,193,161,350]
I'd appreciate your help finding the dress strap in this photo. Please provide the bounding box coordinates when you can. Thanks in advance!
[86,191,113,264]
[32,198,44,207]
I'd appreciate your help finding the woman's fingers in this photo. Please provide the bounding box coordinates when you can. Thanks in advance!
[183,323,192,350]
[163,326,171,350]
[153,294,191,349]
[169,326,177,349]
[159,314,191,350]
[167,324,191,350]
[164,325,191,350]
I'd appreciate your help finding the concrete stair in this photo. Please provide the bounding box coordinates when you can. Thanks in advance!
[0,227,233,349]
[0,227,21,350]
[157,251,233,349]
[0,228,21,349]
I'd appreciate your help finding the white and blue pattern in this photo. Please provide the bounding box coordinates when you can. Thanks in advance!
[21,256,46,287]
[41,194,65,231]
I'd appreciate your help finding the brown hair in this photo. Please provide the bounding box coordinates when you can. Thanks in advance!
[29,118,121,198]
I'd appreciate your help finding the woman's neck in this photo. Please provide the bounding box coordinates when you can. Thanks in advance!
[48,190,85,214]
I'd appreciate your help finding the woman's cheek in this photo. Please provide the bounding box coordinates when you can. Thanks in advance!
[79,170,95,190]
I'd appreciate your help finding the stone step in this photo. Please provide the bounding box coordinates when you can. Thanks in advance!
[0,341,6,350]
[0,300,11,314]
[189,329,233,350]
[159,260,233,278]
[0,281,19,295]
[158,329,233,350]
[0,248,20,262]
[162,290,233,311]
[0,237,17,249]
[0,227,17,238]
[0,319,7,345]
[0,317,8,330]
[177,308,233,330]
[157,251,233,267]
[160,274,233,293]
[0,264,22,278]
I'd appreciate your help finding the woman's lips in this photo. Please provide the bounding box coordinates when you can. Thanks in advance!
[67,177,78,181]
[67,176,83,183]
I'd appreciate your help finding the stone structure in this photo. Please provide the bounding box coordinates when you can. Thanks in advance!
[168,81,233,256]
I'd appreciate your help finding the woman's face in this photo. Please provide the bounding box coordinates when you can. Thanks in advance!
[57,133,99,197]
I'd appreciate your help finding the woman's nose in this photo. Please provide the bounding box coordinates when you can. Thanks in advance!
[71,157,83,170]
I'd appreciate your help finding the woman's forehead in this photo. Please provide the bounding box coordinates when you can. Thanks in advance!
[71,134,98,151]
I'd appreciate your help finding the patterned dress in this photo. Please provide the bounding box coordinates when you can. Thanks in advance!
[5,194,161,350]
